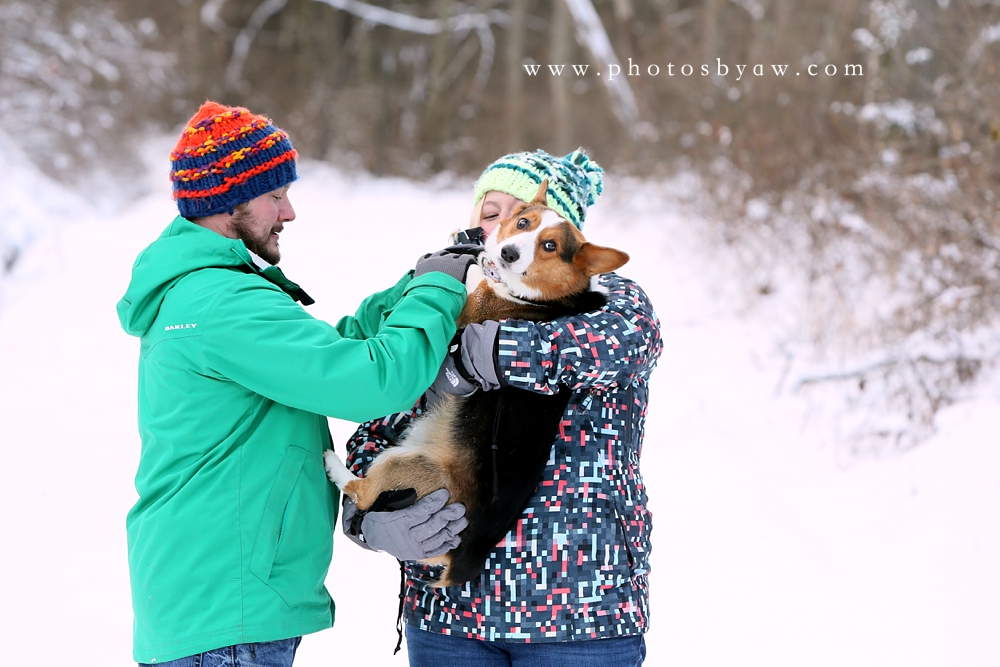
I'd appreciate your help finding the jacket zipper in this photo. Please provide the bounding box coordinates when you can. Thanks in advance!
[616,382,636,570]
[623,383,634,447]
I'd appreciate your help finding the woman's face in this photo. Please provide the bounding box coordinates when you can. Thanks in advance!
[476,191,524,238]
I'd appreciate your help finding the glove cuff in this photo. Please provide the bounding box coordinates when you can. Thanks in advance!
[462,320,504,390]
[449,334,478,385]
[349,510,367,539]
[342,497,376,552]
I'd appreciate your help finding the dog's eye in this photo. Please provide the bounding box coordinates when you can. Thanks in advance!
[516,218,530,230]
[542,240,557,252]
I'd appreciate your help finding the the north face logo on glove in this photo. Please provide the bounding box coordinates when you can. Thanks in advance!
[444,367,461,388]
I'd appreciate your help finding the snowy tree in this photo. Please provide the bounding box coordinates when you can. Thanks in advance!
[0,0,176,188]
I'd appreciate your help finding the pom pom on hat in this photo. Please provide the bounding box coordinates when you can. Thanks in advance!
[170,101,298,218]
[473,148,603,229]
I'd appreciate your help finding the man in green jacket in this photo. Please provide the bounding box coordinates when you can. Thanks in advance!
[117,101,471,666]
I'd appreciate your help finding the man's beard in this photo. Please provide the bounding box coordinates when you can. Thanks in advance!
[231,206,280,265]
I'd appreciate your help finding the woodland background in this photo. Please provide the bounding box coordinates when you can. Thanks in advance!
[2,0,1000,447]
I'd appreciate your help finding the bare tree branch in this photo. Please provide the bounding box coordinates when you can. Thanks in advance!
[201,0,230,34]
[225,0,289,91]
[561,0,642,138]
[218,0,507,102]
[313,0,506,101]
[310,0,506,33]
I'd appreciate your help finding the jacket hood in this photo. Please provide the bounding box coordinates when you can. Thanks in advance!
[117,216,252,337]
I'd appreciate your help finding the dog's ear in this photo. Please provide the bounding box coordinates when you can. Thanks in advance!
[575,243,630,276]
[531,179,549,206]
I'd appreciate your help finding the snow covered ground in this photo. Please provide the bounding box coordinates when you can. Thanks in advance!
[1,146,998,666]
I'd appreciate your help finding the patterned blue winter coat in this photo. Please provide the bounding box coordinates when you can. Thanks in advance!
[345,272,662,642]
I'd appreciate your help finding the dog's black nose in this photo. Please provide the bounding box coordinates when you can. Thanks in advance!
[501,245,520,264]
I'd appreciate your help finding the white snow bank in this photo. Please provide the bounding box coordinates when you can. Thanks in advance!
[0,129,93,287]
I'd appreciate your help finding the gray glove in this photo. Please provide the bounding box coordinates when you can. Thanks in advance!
[341,488,468,561]
[426,321,503,409]
[413,245,482,283]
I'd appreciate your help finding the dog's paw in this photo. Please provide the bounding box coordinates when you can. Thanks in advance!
[324,450,343,481]
[465,263,486,295]
[324,449,360,489]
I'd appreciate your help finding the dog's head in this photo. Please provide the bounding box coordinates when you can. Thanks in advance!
[481,180,629,301]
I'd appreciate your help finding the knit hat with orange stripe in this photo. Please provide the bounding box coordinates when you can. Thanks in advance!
[170,100,298,218]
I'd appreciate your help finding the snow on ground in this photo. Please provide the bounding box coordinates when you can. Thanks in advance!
[0,152,998,666]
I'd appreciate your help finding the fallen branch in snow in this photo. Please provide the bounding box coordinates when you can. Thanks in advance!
[788,333,998,455]
[792,352,984,392]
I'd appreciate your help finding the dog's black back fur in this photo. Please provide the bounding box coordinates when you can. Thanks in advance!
[442,385,572,585]
[439,288,608,586]
[522,289,608,322]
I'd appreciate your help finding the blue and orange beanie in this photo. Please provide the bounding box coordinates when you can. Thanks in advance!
[473,148,603,229]
[170,101,298,218]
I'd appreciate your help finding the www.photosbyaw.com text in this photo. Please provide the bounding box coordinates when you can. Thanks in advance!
[525,58,864,81]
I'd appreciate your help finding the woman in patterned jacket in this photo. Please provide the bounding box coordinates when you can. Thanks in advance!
[343,149,662,667]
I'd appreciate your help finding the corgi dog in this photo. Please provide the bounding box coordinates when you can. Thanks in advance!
[324,180,629,587]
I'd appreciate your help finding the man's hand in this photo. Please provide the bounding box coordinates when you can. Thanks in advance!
[425,321,503,408]
[414,245,482,283]
[341,489,468,561]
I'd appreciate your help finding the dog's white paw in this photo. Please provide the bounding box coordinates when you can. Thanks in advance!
[323,450,337,478]
[465,264,486,295]
[324,449,357,488]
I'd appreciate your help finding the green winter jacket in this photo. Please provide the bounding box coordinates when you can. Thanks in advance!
[116,216,465,663]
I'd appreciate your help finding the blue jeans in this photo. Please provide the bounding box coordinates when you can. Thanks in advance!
[405,626,645,667]
[138,637,301,667]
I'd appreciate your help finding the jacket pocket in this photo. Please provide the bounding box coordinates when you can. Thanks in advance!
[250,445,335,608]
[613,506,636,570]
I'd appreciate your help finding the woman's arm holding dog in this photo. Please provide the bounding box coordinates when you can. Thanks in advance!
[500,274,662,393]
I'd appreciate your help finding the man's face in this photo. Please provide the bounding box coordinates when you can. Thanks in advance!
[228,186,296,265]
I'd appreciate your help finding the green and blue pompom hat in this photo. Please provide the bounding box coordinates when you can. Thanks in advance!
[473,148,603,229]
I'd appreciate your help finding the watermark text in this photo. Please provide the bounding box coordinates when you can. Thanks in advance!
[524,58,863,81]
